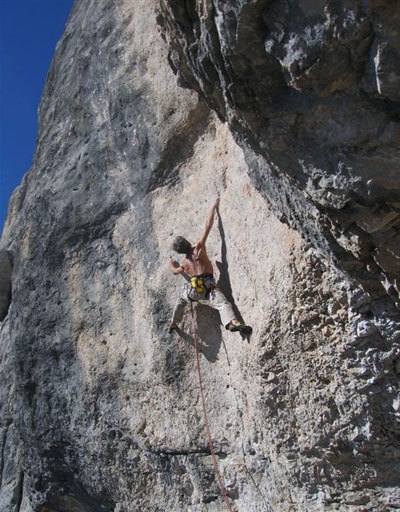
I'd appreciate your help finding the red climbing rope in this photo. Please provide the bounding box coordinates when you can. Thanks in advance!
[190,304,235,512]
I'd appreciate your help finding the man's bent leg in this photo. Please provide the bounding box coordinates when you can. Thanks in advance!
[170,286,191,330]
[206,288,252,334]
[171,298,187,325]
[207,288,236,328]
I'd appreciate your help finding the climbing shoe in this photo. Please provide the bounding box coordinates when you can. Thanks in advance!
[226,321,252,335]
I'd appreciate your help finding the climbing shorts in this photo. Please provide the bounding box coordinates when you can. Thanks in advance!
[171,282,235,328]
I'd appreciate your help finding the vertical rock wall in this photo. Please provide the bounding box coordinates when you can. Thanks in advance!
[0,0,399,511]
[158,0,400,300]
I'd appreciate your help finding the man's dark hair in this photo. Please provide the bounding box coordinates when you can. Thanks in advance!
[173,236,192,254]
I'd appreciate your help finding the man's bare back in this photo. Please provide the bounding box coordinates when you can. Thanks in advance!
[180,243,213,277]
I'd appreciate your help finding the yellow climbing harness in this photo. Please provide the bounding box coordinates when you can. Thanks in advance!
[190,276,205,294]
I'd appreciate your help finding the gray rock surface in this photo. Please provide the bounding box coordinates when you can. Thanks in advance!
[158,0,400,299]
[0,0,399,511]
[0,250,12,321]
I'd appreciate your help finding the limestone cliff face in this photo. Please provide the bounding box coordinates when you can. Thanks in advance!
[158,0,400,300]
[0,1,399,511]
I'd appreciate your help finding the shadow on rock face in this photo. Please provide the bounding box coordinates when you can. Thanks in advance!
[173,307,222,363]
[216,211,249,330]
[0,249,13,321]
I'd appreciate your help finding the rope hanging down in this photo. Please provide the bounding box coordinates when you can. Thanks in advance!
[190,304,235,512]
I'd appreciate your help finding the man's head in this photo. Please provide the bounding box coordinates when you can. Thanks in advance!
[172,236,192,255]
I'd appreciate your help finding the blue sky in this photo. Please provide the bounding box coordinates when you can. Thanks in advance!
[0,0,74,234]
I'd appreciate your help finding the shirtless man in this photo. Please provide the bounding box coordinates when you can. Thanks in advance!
[168,197,252,334]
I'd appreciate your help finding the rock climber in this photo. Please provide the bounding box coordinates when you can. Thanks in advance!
[168,196,252,335]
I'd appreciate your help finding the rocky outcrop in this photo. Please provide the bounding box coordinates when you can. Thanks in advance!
[158,0,400,301]
[0,250,12,321]
[0,0,399,511]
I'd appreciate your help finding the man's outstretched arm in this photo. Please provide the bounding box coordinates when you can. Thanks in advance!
[199,196,220,246]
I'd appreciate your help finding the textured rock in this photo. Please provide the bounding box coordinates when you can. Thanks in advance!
[0,0,399,511]
[158,0,400,299]
[0,250,12,321]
